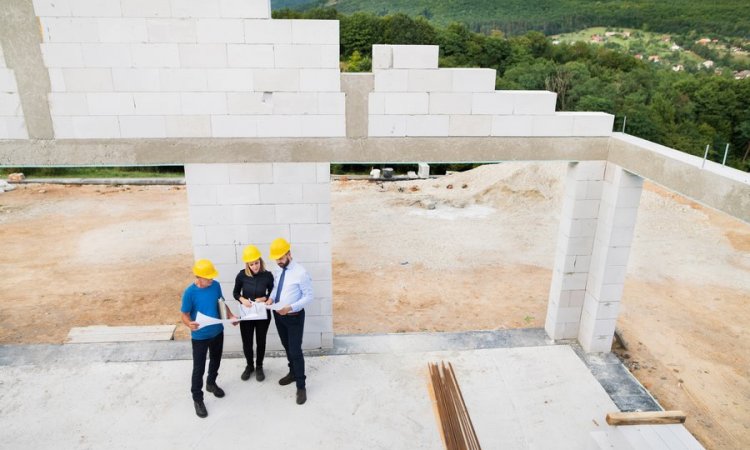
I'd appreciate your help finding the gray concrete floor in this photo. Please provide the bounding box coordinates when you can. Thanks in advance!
[0,330,677,449]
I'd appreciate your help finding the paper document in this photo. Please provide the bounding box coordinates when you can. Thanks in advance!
[238,302,269,321]
[267,303,287,311]
[195,312,236,329]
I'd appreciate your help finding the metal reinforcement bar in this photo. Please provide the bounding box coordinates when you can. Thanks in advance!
[428,361,481,450]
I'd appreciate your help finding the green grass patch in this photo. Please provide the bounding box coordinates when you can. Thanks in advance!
[0,166,184,179]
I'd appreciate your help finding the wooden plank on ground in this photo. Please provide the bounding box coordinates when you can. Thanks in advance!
[606,411,686,426]
[66,325,176,343]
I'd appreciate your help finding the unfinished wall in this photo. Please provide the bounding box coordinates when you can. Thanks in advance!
[185,162,333,351]
[545,161,643,352]
[0,44,29,139]
[578,163,643,352]
[2,0,677,354]
[34,0,344,138]
[545,161,605,340]
[368,45,614,137]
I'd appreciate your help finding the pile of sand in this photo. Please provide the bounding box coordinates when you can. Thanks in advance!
[383,162,566,211]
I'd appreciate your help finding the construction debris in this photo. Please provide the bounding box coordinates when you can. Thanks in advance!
[420,199,436,210]
[428,361,481,450]
[0,180,16,193]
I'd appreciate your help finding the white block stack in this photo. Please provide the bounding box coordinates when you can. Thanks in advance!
[0,45,29,139]
[545,161,644,352]
[185,163,333,350]
[34,0,345,138]
[368,44,614,137]
[545,161,605,340]
[578,163,643,352]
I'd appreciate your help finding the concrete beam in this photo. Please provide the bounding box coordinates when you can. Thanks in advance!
[0,0,54,139]
[1,132,747,224]
[341,73,373,138]
[0,136,609,166]
[608,133,750,224]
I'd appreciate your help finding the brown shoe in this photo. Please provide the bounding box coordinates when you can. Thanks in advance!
[279,372,294,386]
[296,388,307,405]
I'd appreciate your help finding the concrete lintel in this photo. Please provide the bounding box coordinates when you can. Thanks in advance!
[341,73,373,138]
[0,0,54,139]
[608,133,750,224]
[0,136,609,166]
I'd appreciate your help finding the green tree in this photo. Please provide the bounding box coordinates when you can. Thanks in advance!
[438,22,472,60]
[382,14,437,45]
[343,50,371,72]
[502,59,556,89]
[477,36,512,71]
[340,12,384,57]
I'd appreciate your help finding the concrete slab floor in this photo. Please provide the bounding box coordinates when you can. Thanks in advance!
[0,346,617,449]
[1,335,654,450]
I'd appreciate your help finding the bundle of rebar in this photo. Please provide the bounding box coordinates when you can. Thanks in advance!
[428,361,481,450]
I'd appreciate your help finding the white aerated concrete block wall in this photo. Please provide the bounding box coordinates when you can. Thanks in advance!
[368,44,614,137]
[578,163,643,353]
[0,45,30,139]
[34,0,345,138]
[545,161,605,340]
[185,162,333,350]
[545,161,644,353]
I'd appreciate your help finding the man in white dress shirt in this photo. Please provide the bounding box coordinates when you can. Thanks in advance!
[268,237,313,405]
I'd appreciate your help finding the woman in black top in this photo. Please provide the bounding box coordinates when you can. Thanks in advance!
[234,245,274,382]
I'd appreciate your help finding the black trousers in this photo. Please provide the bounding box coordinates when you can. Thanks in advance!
[274,309,306,389]
[191,332,223,401]
[239,316,271,368]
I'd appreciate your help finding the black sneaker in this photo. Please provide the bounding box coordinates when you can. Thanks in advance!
[206,383,225,398]
[241,366,254,381]
[194,400,208,418]
[296,388,307,405]
[256,367,265,382]
[278,372,294,386]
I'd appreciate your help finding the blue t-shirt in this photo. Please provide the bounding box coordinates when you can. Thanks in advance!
[181,281,224,340]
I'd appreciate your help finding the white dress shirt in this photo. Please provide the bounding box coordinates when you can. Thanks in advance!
[269,260,313,313]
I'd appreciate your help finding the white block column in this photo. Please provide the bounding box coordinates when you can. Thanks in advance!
[578,163,643,352]
[0,44,29,139]
[545,161,605,340]
[185,162,333,350]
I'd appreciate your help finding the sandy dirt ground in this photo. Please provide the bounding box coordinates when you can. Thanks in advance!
[1,163,748,449]
[0,184,194,343]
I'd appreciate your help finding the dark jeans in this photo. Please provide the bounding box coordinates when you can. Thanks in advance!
[239,316,271,368]
[274,309,306,389]
[191,332,223,401]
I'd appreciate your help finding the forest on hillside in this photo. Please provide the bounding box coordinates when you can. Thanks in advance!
[273,9,750,171]
[272,0,750,39]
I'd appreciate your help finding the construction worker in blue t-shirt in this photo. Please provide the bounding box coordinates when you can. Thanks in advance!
[180,259,236,418]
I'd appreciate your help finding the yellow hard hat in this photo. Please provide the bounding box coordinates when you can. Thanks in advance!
[242,245,262,263]
[193,259,218,279]
[269,237,291,260]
